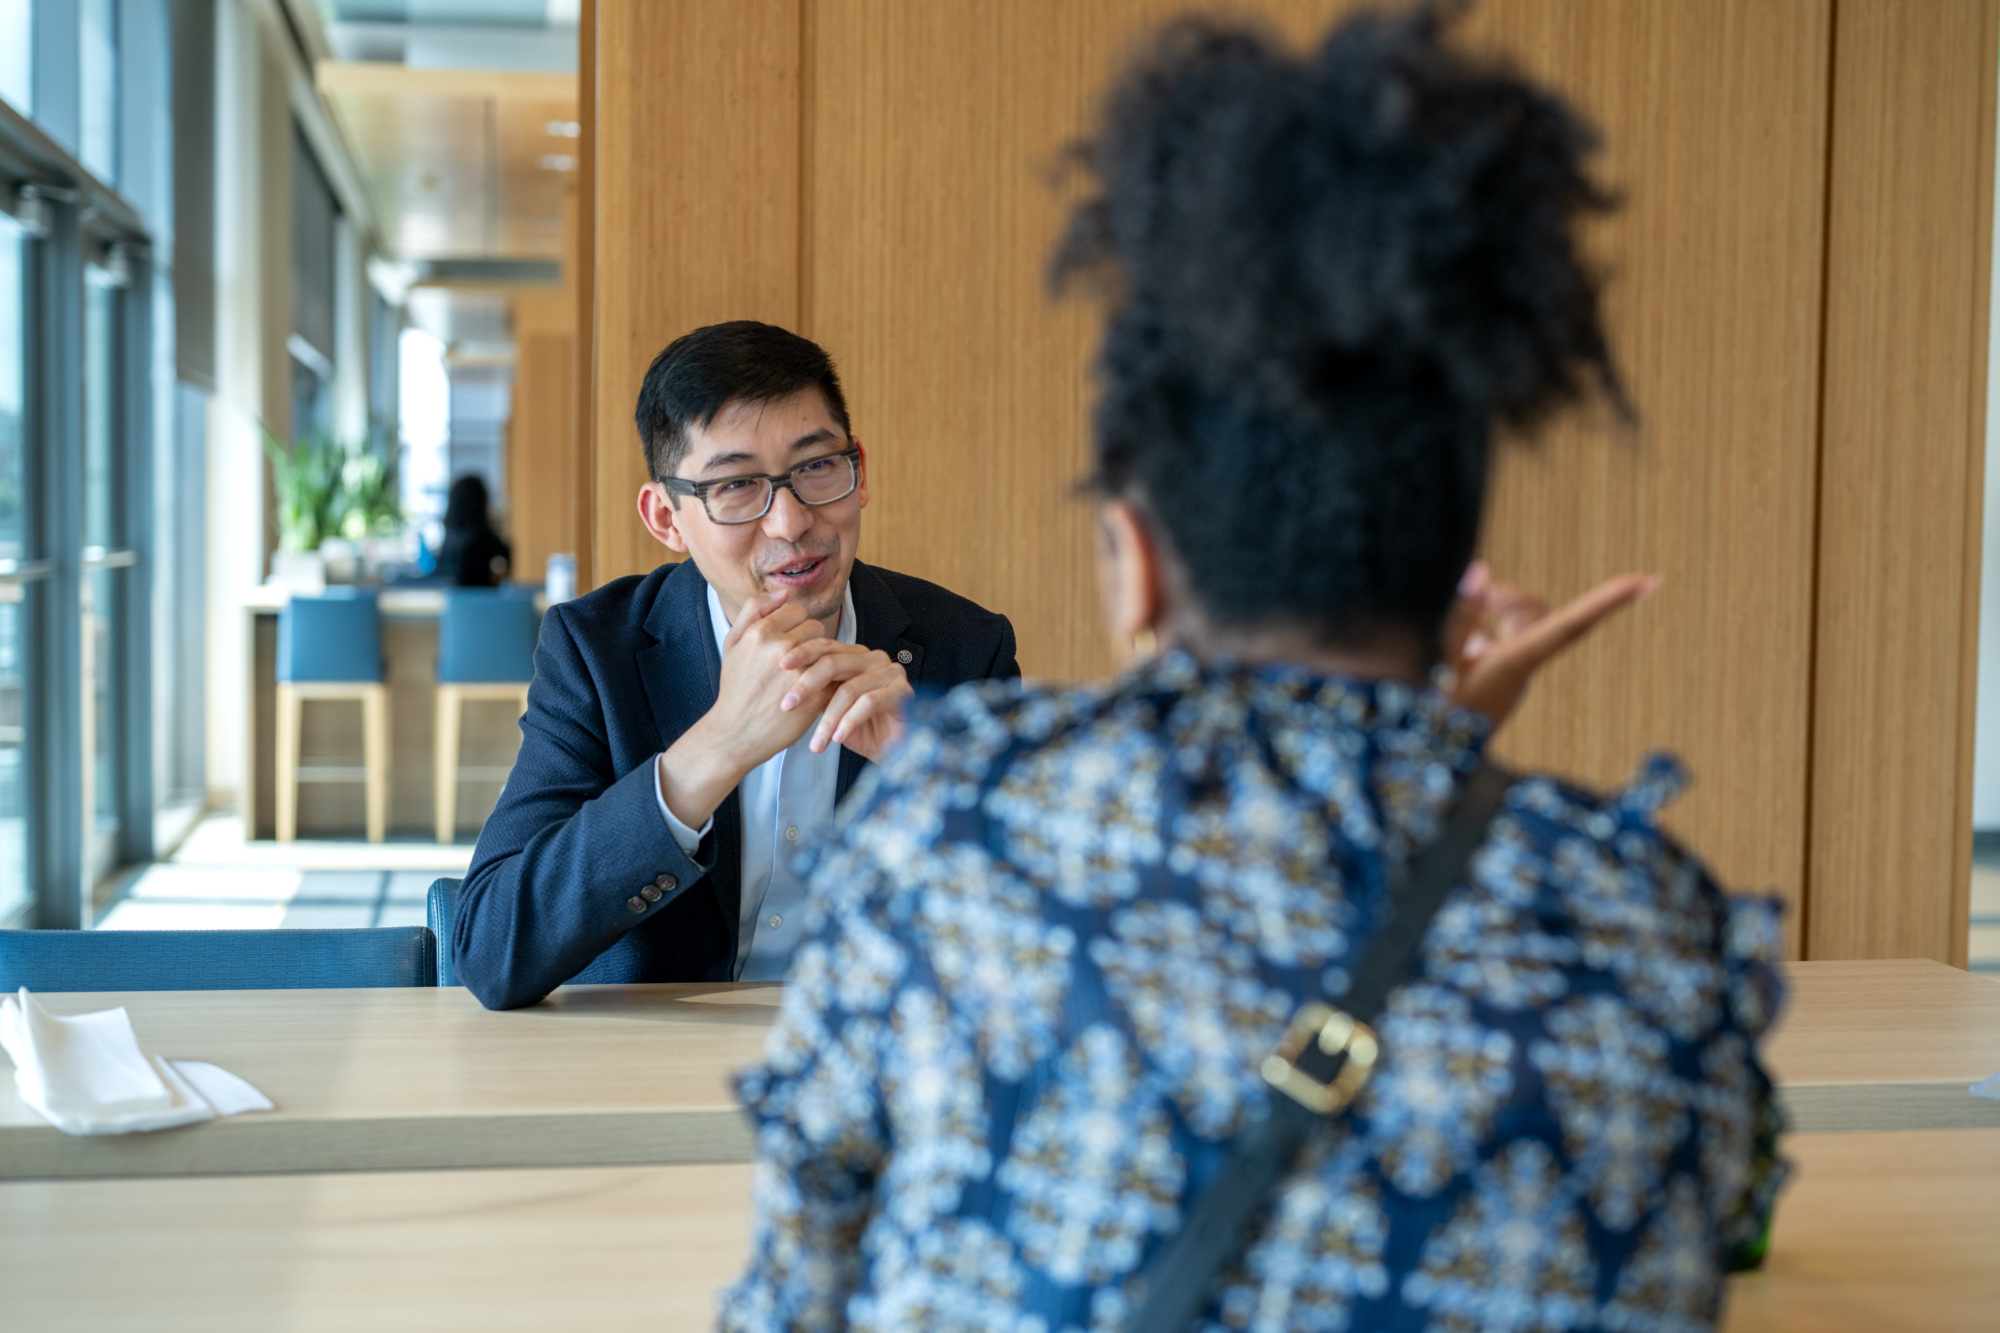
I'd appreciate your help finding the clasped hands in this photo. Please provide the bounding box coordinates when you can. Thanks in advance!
[657,591,912,830]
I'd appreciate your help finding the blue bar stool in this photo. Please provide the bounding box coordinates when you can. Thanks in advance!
[276,591,388,843]
[435,590,537,843]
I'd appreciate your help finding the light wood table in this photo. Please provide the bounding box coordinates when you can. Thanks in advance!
[1765,959,2000,1131]
[4,1133,1990,1332]
[4,959,1994,1180]
[0,1162,757,1333]
[1723,1129,2000,1332]
[0,983,781,1180]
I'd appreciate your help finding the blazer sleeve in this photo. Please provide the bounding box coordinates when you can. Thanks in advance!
[452,606,716,1010]
[986,614,1021,681]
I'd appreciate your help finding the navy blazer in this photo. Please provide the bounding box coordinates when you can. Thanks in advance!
[454,558,1019,1009]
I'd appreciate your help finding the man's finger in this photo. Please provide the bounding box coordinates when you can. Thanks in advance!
[780,637,867,673]
[782,648,886,711]
[814,673,907,752]
[721,590,789,651]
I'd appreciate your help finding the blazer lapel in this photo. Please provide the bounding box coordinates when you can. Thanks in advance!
[841,561,919,802]
[636,560,744,956]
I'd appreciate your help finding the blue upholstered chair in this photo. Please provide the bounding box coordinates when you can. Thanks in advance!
[434,590,537,843]
[276,590,389,843]
[426,877,461,986]
[0,927,438,991]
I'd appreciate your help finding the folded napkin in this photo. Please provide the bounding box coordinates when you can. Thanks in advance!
[1973,1070,2000,1102]
[0,988,274,1135]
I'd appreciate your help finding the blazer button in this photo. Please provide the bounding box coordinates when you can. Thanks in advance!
[626,896,647,913]
[641,885,662,902]
[655,874,676,892]
[896,649,913,665]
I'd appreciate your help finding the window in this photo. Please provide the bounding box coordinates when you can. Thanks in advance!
[0,213,27,924]
[79,0,118,183]
[81,257,128,888]
[0,0,29,113]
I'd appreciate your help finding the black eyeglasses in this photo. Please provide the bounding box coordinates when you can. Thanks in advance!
[659,447,861,525]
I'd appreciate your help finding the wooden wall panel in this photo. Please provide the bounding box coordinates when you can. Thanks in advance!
[808,0,1350,683]
[1459,2,1832,952]
[1809,0,1998,963]
[574,0,598,591]
[809,0,1834,931]
[578,0,1995,961]
[588,0,802,584]
[507,282,577,586]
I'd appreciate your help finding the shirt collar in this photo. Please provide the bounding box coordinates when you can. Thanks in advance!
[705,577,857,660]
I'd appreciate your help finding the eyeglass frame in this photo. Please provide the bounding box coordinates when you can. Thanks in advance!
[657,445,864,526]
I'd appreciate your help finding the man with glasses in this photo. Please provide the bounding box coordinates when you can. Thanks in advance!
[454,321,1018,1009]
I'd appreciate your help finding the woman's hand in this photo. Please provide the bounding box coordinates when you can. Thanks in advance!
[1443,561,1660,728]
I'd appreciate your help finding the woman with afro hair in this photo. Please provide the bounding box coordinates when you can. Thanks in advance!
[720,7,1784,1330]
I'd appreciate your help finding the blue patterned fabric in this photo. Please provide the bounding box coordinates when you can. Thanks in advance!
[719,652,1786,1333]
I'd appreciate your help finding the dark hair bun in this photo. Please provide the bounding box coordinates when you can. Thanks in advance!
[1056,4,1623,646]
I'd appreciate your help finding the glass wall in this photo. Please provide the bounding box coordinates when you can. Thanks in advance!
[79,0,118,182]
[82,261,127,887]
[0,212,26,925]
[0,0,29,113]
[0,0,172,925]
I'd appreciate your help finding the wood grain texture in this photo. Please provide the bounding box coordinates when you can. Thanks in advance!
[574,0,598,590]
[4,1137,1992,1332]
[0,1163,758,1332]
[574,1,1995,958]
[0,961,1982,1180]
[1722,1130,2000,1333]
[1809,0,1999,962]
[807,1,1355,683]
[588,0,802,585]
[1446,2,1833,952]
[507,280,578,585]
[0,984,782,1179]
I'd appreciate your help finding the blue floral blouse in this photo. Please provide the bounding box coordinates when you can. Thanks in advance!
[718,652,1786,1332]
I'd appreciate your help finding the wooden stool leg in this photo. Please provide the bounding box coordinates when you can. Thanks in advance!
[275,684,300,844]
[363,684,389,844]
[435,685,462,844]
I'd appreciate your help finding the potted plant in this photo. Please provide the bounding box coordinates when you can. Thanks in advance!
[263,430,404,587]
[263,428,345,589]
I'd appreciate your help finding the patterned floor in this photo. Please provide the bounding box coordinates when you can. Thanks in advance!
[94,813,473,932]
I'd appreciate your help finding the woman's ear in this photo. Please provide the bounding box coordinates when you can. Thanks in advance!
[1094,497,1165,664]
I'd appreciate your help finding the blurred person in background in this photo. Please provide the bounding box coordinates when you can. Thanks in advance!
[437,474,512,587]
[719,6,1782,1331]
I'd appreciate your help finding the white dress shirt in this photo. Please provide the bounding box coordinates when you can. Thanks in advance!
[655,583,857,980]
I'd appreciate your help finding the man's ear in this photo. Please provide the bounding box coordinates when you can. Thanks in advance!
[637,481,690,554]
[852,437,868,510]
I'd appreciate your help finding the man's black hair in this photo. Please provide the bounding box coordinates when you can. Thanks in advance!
[1053,5,1625,656]
[633,320,852,482]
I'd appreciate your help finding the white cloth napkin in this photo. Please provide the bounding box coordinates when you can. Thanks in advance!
[1973,1070,2000,1101]
[0,988,274,1135]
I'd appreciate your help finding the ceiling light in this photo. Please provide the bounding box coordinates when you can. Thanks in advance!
[538,154,577,171]
[545,120,581,138]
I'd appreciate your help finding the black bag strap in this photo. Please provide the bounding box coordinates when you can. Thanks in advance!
[1125,759,1514,1332]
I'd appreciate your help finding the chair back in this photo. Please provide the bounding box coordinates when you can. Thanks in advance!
[426,878,461,986]
[0,927,438,990]
[278,590,384,683]
[437,590,538,684]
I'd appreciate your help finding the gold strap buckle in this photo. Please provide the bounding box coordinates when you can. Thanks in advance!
[1260,1003,1380,1114]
